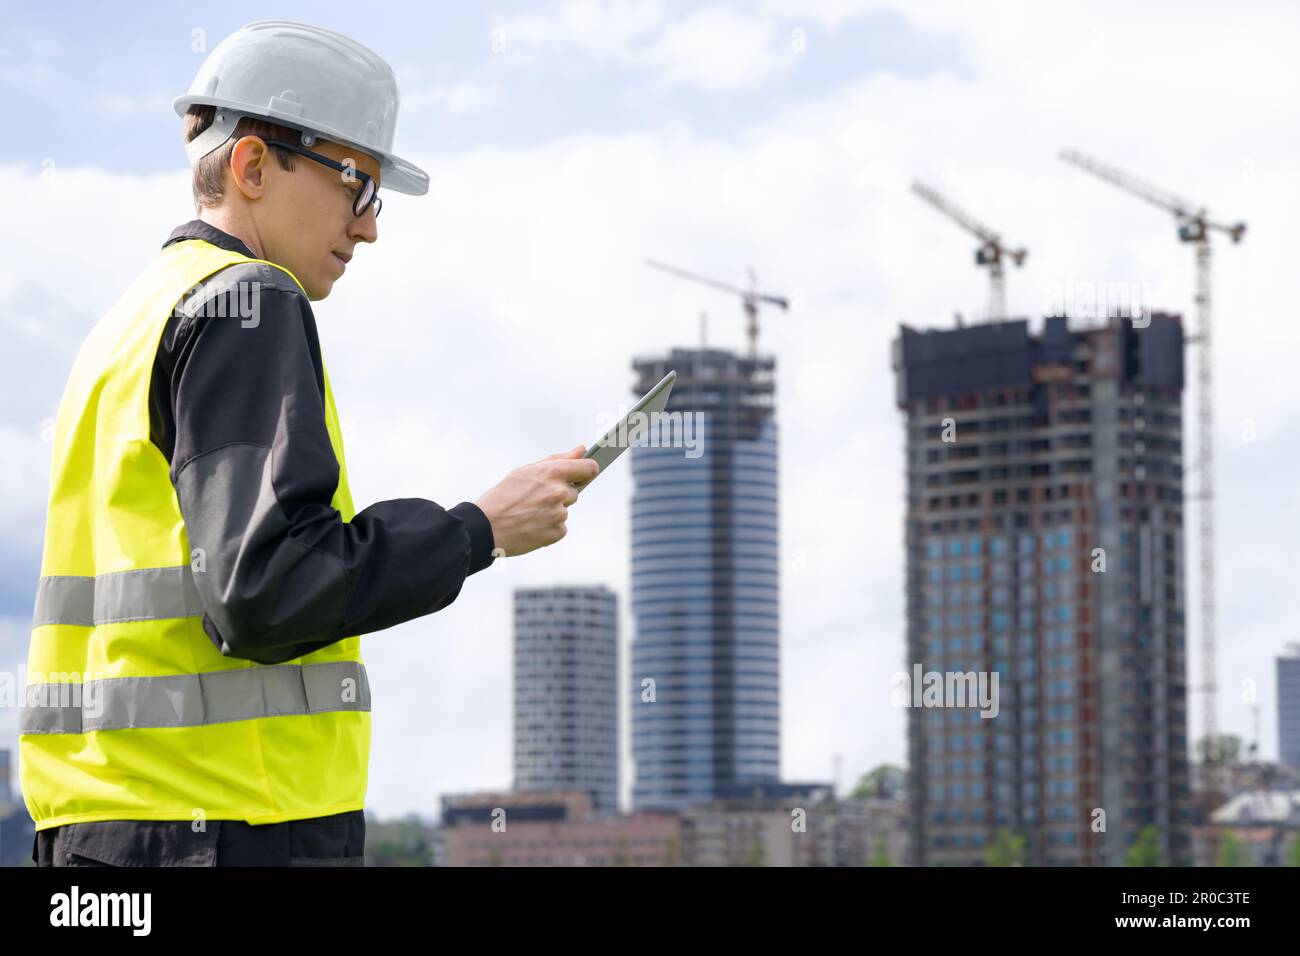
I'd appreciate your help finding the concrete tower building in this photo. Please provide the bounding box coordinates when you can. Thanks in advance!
[513,585,619,816]
[893,313,1192,866]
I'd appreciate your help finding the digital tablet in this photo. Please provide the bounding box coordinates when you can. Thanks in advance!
[574,370,677,485]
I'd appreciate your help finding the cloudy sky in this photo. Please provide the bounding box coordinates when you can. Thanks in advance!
[1,0,1297,820]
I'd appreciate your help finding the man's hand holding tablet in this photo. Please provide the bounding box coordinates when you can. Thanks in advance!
[473,446,596,559]
[573,369,677,487]
[471,370,675,559]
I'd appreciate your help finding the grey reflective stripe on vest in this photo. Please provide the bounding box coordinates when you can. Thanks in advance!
[33,566,203,627]
[19,660,370,735]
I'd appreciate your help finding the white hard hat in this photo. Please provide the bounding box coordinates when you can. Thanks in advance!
[174,20,428,196]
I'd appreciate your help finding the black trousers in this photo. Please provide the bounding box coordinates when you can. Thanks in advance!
[33,810,366,866]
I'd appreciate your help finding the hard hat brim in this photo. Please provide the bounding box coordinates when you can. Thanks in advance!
[173,94,430,196]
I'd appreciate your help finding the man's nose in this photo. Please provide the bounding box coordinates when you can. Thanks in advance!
[349,204,378,244]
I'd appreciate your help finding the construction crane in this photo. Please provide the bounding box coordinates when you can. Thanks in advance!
[1059,148,1246,766]
[911,181,1027,320]
[644,258,789,359]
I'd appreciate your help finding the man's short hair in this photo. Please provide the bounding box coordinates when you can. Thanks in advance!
[183,104,310,209]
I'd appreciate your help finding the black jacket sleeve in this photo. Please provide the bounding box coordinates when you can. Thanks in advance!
[163,261,495,665]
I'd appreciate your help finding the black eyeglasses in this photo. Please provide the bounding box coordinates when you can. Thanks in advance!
[262,139,383,219]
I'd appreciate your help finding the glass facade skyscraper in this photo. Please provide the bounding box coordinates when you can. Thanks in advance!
[629,348,780,811]
[1278,645,1300,770]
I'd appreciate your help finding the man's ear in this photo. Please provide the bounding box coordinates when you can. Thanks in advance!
[228,136,269,202]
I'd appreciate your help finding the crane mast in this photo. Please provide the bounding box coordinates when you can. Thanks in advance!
[911,181,1027,320]
[644,258,789,358]
[1060,148,1246,769]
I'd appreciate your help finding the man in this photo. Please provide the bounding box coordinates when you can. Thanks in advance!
[23,21,597,866]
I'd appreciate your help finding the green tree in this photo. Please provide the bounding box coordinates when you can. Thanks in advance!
[661,834,682,867]
[1216,832,1249,867]
[1286,834,1300,867]
[1124,825,1164,866]
[745,837,766,866]
[867,841,893,866]
[985,828,1025,866]
[851,764,904,799]
[1196,734,1243,767]
[612,837,633,867]
[362,813,435,866]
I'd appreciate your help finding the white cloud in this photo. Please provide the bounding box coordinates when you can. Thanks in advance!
[92,90,175,120]
[401,78,503,118]
[646,6,790,92]
[0,27,64,97]
[493,0,796,92]
[497,0,667,60]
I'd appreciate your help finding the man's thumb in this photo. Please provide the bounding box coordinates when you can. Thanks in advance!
[544,445,585,461]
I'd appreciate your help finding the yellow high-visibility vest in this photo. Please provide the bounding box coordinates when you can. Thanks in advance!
[20,238,369,831]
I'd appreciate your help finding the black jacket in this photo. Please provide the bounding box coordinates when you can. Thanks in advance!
[34,220,495,865]
[158,219,496,664]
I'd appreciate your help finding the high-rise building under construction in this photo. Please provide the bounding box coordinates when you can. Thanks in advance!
[629,348,780,811]
[892,313,1192,866]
